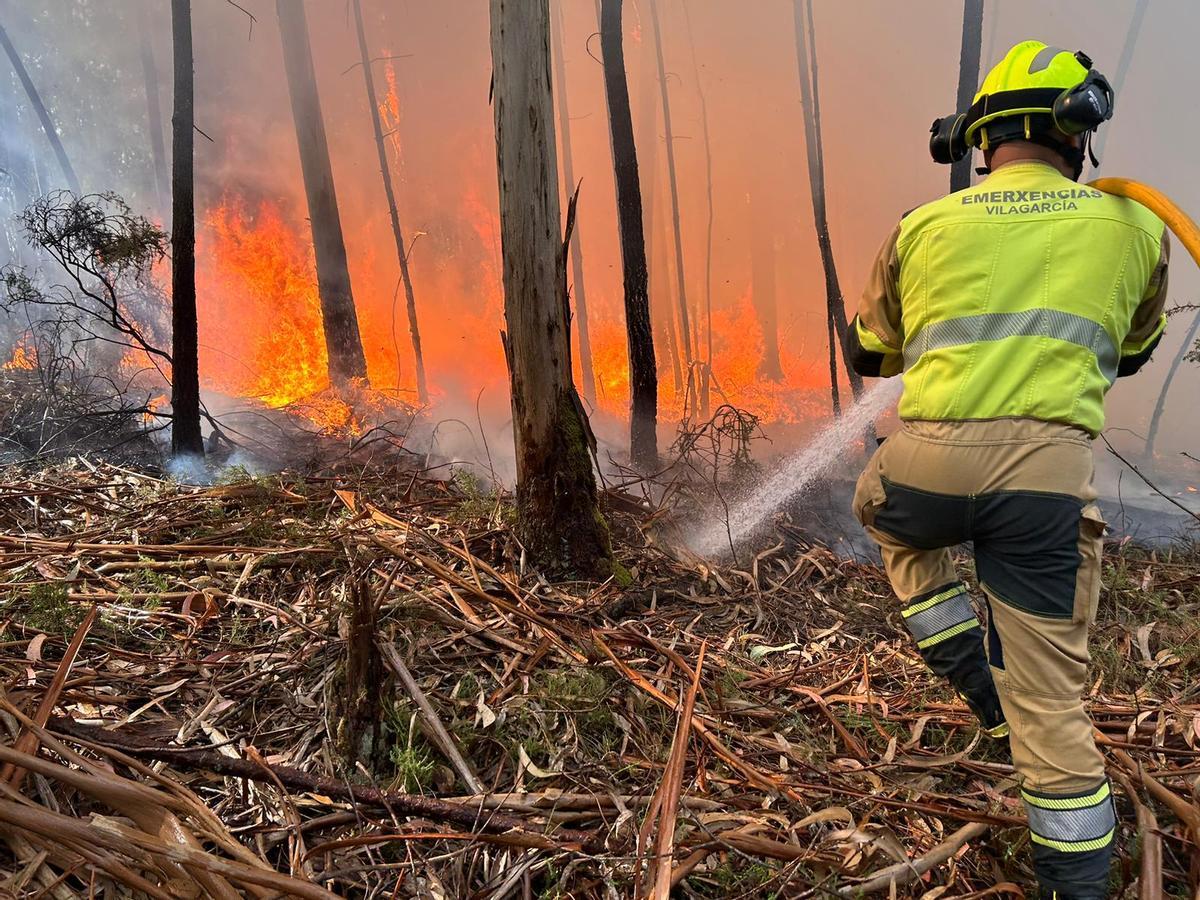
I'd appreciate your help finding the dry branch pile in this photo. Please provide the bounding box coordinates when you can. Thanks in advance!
[0,459,1197,897]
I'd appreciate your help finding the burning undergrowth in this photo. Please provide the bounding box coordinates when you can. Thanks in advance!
[0,459,1197,896]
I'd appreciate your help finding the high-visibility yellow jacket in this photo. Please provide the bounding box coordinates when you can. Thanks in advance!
[848,159,1169,436]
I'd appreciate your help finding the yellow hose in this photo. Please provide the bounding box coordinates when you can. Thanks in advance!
[1089,177,1200,268]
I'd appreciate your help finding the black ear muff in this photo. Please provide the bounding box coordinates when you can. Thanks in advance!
[930,113,969,164]
[1053,71,1114,135]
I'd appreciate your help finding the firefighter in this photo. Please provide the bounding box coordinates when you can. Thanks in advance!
[846,41,1168,898]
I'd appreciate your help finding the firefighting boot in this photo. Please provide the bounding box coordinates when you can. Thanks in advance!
[1028,780,1116,900]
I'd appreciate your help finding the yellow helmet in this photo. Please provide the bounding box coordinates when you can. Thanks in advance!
[967,41,1110,149]
[929,40,1113,175]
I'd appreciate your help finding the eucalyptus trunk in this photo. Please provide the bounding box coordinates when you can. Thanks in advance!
[1091,0,1148,170]
[749,185,784,382]
[551,0,597,407]
[599,0,658,470]
[139,9,170,213]
[170,0,203,456]
[792,0,863,415]
[682,3,715,414]
[490,0,612,575]
[0,19,80,193]
[631,4,680,398]
[1145,310,1200,460]
[351,0,427,403]
[648,0,694,374]
[277,0,369,387]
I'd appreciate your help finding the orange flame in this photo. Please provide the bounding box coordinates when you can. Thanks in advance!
[2,339,36,371]
[188,185,834,437]
[379,55,404,172]
[586,293,831,425]
[198,196,330,408]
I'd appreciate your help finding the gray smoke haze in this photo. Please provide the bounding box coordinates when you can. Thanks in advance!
[0,0,1195,482]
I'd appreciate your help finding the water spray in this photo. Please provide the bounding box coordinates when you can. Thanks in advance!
[688,379,901,558]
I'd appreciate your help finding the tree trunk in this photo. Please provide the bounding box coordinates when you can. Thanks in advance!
[1145,310,1200,460]
[490,0,613,575]
[599,0,658,470]
[682,3,715,414]
[793,0,863,415]
[276,0,368,388]
[629,7,681,399]
[1090,0,1148,170]
[950,0,984,193]
[139,10,170,215]
[551,1,597,408]
[647,0,694,374]
[169,0,203,457]
[0,19,80,194]
[351,0,427,404]
[748,185,784,382]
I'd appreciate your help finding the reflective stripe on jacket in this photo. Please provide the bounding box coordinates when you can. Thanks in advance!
[848,160,1169,435]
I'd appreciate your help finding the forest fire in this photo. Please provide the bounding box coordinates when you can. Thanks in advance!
[1,339,35,372]
[189,190,838,434]
[198,197,330,409]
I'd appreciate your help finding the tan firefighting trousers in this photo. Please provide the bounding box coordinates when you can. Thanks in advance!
[854,419,1116,893]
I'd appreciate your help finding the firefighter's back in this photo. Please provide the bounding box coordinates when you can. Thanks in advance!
[895,159,1165,435]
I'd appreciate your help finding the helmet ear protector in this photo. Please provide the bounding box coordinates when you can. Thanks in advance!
[929,52,1114,165]
[1053,69,1113,134]
[929,113,969,164]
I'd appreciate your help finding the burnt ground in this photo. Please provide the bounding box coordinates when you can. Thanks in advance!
[0,457,1197,898]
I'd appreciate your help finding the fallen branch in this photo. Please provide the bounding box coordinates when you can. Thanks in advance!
[838,821,989,895]
[1,605,96,789]
[379,639,486,794]
[47,717,602,851]
[1100,434,1200,523]
[1113,770,1163,900]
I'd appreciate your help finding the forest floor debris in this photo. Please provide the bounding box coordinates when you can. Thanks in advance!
[0,458,1197,897]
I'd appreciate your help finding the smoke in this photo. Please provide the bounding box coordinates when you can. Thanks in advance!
[0,1,1194,475]
[166,448,267,486]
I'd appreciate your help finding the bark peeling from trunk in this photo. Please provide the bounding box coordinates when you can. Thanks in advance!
[490,0,613,576]
[551,1,597,407]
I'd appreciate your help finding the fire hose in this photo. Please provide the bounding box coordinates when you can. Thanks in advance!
[1089,178,1200,266]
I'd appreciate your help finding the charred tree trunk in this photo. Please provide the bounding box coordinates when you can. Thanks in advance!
[169,0,203,457]
[648,0,694,377]
[337,577,385,767]
[351,0,427,404]
[630,9,681,399]
[551,1,597,407]
[1091,0,1148,169]
[0,20,80,194]
[793,0,863,415]
[682,3,715,414]
[748,186,784,382]
[600,0,658,470]
[951,0,984,193]
[139,11,170,214]
[1145,310,1200,460]
[276,0,368,388]
[490,0,613,575]
[658,229,683,398]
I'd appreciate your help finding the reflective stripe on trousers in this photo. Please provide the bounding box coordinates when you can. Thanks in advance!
[901,584,979,647]
[1023,781,1116,853]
